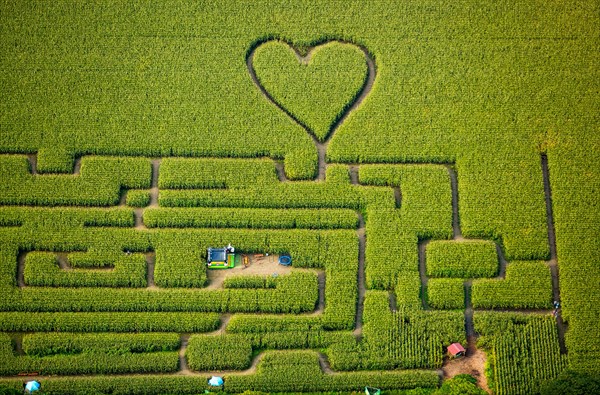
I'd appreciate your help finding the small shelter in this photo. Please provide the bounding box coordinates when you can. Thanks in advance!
[448,342,466,358]
[208,376,224,387]
[365,386,381,395]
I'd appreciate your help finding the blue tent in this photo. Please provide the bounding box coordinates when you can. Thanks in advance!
[208,376,224,387]
[25,381,41,393]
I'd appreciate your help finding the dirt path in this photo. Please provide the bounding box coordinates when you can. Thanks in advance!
[145,252,157,289]
[318,352,334,374]
[349,166,367,335]
[204,254,292,290]
[73,157,82,175]
[541,154,567,354]
[178,334,191,374]
[317,271,326,313]
[446,165,464,240]
[26,153,37,175]
[246,40,376,181]
[149,159,160,207]
[348,167,367,334]
[274,161,288,182]
[418,239,430,309]
[464,281,475,339]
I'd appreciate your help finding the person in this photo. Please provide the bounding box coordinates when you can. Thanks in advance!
[553,300,560,309]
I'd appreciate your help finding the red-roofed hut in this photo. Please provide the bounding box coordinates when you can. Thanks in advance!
[447,342,466,358]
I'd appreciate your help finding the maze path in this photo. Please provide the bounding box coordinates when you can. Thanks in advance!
[0,151,564,392]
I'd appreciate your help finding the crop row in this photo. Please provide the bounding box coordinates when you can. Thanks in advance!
[223,275,278,289]
[547,148,600,374]
[427,278,464,309]
[226,314,323,334]
[321,231,359,330]
[426,239,498,278]
[22,332,181,356]
[23,251,147,288]
[3,272,318,314]
[0,312,220,332]
[224,350,439,393]
[159,183,363,209]
[485,316,568,395]
[395,274,422,310]
[0,207,134,228]
[159,157,279,189]
[328,291,464,370]
[35,147,76,174]
[0,155,150,206]
[186,335,253,371]
[471,261,552,309]
[143,207,358,229]
[0,333,178,375]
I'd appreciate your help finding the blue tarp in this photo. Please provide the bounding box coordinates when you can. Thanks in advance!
[208,376,224,386]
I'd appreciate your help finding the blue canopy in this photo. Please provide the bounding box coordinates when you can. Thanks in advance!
[25,381,41,393]
[208,376,224,386]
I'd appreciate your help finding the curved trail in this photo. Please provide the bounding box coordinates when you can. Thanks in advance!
[246,40,376,181]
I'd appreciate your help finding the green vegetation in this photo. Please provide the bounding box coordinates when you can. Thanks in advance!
[144,207,358,229]
[225,351,439,393]
[328,291,464,371]
[427,279,464,310]
[186,335,253,371]
[0,156,151,206]
[475,312,568,395]
[472,261,553,309]
[426,240,498,278]
[252,41,368,142]
[0,0,596,393]
[0,333,178,375]
[126,190,151,207]
[23,251,147,288]
[0,312,221,332]
[22,332,181,356]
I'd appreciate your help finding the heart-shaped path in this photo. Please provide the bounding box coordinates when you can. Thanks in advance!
[250,40,370,143]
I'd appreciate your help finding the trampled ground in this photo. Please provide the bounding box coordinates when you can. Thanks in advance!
[0,1,598,394]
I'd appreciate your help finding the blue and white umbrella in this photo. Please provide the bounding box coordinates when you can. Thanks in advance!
[208,376,224,387]
[24,380,41,393]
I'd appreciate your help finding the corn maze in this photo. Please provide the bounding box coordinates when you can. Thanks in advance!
[0,1,598,394]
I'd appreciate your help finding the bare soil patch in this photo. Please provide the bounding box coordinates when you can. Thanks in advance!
[205,254,292,289]
[443,347,491,394]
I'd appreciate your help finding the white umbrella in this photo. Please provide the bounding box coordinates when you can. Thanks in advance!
[25,381,41,393]
[208,376,224,386]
